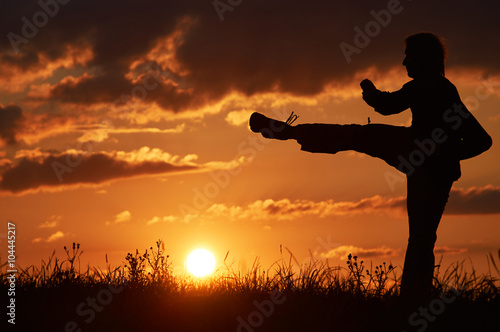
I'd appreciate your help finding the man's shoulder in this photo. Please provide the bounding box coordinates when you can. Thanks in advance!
[440,76,457,88]
[404,76,459,95]
[439,76,460,98]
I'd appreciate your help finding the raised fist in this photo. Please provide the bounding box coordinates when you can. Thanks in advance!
[360,79,376,92]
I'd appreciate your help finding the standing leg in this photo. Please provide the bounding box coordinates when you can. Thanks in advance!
[400,168,454,303]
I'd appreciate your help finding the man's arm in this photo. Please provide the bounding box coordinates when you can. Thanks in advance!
[360,79,410,115]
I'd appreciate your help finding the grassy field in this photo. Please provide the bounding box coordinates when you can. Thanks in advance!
[2,240,499,332]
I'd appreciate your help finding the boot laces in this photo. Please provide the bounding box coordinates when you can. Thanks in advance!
[285,111,299,125]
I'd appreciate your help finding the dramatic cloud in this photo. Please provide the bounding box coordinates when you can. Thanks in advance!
[76,124,186,143]
[106,210,132,226]
[153,185,500,224]
[0,105,97,146]
[319,245,398,259]
[0,148,200,194]
[9,107,185,145]
[32,231,65,243]
[157,196,407,224]
[243,196,406,219]
[38,215,61,228]
[1,0,499,114]
[0,146,248,194]
[147,215,178,226]
[434,246,468,255]
[446,185,500,215]
[0,105,24,145]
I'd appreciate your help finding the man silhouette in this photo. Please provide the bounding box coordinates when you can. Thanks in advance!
[249,32,492,304]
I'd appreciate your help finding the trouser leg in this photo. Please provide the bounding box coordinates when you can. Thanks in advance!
[293,123,412,170]
[400,169,453,302]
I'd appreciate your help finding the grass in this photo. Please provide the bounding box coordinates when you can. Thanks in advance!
[1,240,499,332]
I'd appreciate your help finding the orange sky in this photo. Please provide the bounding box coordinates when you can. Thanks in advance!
[1,0,499,277]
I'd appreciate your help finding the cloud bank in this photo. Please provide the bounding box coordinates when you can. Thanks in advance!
[446,185,500,215]
[319,245,397,259]
[149,185,500,224]
[2,0,499,114]
[0,147,199,193]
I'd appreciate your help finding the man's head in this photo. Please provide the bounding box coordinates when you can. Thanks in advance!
[403,32,447,78]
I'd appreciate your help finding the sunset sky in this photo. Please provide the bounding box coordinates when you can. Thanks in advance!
[1,0,499,276]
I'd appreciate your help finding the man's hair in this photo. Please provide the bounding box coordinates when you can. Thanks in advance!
[405,32,447,76]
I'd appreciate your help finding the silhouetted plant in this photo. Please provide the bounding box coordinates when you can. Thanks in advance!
[1,241,498,305]
[145,239,173,286]
[125,249,147,285]
[345,254,366,295]
[366,261,397,297]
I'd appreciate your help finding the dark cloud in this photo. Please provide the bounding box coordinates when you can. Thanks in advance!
[0,151,198,194]
[1,1,499,112]
[261,196,406,217]
[434,246,467,255]
[446,186,500,215]
[248,185,500,217]
[0,105,24,144]
[320,245,397,259]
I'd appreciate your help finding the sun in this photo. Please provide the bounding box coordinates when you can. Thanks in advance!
[187,249,216,277]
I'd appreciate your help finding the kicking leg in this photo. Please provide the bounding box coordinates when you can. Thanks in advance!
[249,112,412,171]
[294,123,412,167]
